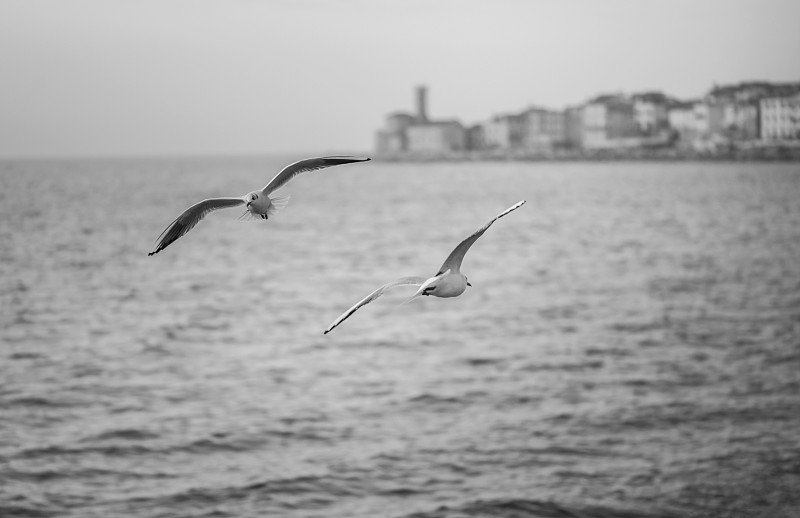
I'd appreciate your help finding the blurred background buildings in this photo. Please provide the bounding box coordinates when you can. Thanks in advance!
[375,82,800,159]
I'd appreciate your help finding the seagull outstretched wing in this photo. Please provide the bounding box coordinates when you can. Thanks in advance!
[262,156,370,195]
[435,200,526,275]
[324,276,427,334]
[148,197,245,256]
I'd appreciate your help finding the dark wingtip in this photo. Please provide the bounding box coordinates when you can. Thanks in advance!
[323,329,330,335]
[147,251,156,256]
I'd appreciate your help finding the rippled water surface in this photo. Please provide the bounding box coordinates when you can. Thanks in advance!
[2,158,799,518]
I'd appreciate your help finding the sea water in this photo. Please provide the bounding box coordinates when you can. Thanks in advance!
[1,157,799,517]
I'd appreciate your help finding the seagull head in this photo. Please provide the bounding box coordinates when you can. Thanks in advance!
[245,192,259,207]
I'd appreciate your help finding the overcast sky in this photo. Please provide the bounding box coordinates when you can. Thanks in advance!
[1,0,799,158]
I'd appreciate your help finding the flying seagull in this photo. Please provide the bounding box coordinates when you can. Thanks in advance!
[148,156,370,256]
[324,200,526,334]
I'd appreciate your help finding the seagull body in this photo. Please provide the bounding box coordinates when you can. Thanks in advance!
[148,156,370,256]
[324,200,526,334]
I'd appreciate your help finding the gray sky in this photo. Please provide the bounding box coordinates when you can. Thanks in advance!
[1,0,799,158]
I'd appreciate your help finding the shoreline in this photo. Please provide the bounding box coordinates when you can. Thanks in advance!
[375,145,800,163]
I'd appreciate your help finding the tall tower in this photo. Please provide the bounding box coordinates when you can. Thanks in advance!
[415,85,428,123]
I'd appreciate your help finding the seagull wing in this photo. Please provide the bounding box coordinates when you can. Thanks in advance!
[324,276,427,334]
[148,197,245,256]
[261,156,370,195]
[435,200,526,275]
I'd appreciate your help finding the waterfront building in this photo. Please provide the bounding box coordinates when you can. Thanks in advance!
[707,100,759,141]
[725,102,759,140]
[707,81,796,104]
[374,85,466,156]
[632,92,670,135]
[406,120,466,153]
[691,102,711,135]
[414,85,429,123]
[668,100,722,150]
[564,106,584,149]
[667,101,696,135]
[582,94,639,149]
[705,81,800,142]
[760,93,800,141]
[466,124,486,151]
[521,107,566,150]
[375,112,415,154]
[374,80,800,158]
[480,113,527,151]
[668,100,711,142]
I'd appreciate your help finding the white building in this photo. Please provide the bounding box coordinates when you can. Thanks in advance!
[406,121,466,153]
[522,107,565,150]
[632,92,669,134]
[480,114,526,150]
[374,86,467,155]
[668,101,710,137]
[761,94,800,141]
[374,112,415,154]
[668,102,694,133]
[582,95,638,149]
[708,100,759,141]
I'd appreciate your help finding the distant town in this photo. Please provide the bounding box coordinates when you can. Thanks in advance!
[374,82,800,161]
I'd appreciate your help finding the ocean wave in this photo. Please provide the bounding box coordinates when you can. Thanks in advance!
[518,360,605,373]
[399,498,678,518]
[460,445,625,459]
[12,444,155,460]
[113,474,366,513]
[8,352,45,360]
[3,396,79,409]
[82,428,161,442]
[407,393,469,406]
[607,320,664,334]
[0,505,59,518]
[2,467,177,483]
[461,357,507,367]
[3,160,800,518]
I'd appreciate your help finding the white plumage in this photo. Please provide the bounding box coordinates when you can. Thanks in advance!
[148,156,370,256]
[324,200,526,334]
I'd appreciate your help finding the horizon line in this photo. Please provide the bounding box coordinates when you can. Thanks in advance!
[0,149,374,162]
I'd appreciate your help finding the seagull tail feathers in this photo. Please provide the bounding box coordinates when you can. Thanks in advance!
[267,194,291,216]
[401,288,425,305]
[401,270,447,304]
[238,211,260,221]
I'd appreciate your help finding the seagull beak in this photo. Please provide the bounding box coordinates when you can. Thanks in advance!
[467,282,472,287]
[246,201,251,207]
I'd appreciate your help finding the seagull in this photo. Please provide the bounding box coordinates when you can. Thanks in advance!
[148,156,370,256]
[324,200,526,334]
